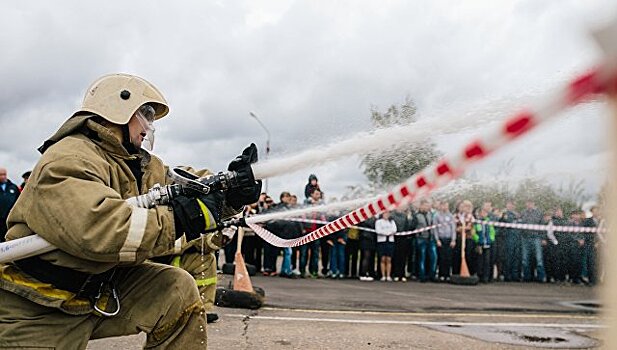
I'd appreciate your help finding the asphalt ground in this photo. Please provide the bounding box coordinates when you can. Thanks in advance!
[88,274,602,349]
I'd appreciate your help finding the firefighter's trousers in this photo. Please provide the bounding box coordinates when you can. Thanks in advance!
[0,262,208,349]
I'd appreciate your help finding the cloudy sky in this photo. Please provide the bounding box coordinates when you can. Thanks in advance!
[0,0,614,202]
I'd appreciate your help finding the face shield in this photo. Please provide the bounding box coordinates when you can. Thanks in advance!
[135,104,156,151]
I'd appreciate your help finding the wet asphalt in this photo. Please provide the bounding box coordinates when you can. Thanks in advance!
[87,273,601,349]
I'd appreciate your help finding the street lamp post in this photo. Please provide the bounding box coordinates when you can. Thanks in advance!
[249,111,271,193]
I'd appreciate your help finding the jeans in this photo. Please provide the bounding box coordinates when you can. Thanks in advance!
[345,239,360,277]
[263,242,280,273]
[437,239,453,278]
[241,235,263,272]
[416,237,437,281]
[299,240,320,275]
[407,237,417,277]
[291,247,300,271]
[281,247,292,276]
[581,237,596,284]
[476,246,492,282]
[521,235,545,281]
[320,239,331,275]
[223,234,237,264]
[329,243,346,276]
[393,236,412,279]
[503,229,521,281]
[360,247,376,278]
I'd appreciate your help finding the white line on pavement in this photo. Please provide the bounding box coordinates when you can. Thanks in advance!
[224,314,604,329]
[259,307,599,320]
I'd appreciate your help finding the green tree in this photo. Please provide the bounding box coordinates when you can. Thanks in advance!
[440,176,587,214]
[361,98,441,188]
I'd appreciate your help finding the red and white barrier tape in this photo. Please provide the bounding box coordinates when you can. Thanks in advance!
[286,217,441,236]
[284,217,442,237]
[477,220,606,234]
[248,63,617,248]
[285,217,377,233]
[260,217,605,244]
[394,225,438,237]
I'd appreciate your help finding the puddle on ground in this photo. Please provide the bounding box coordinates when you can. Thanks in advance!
[520,335,566,343]
[426,324,598,348]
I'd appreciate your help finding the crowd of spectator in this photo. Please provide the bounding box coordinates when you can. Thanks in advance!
[231,174,605,287]
[1,167,604,286]
[0,168,29,243]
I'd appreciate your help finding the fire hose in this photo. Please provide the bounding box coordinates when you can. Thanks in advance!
[0,167,246,264]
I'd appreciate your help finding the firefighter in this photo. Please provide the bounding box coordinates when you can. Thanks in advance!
[0,73,261,349]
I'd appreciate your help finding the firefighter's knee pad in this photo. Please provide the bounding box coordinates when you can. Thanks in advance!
[158,266,201,304]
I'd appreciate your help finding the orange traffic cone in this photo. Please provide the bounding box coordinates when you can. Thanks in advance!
[233,227,254,293]
[216,226,264,309]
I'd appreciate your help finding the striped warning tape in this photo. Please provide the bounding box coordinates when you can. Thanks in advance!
[264,217,605,240]
[286,217,440,236]
[479,220,606,233]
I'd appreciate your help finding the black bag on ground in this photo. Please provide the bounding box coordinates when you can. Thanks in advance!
[215,286,265,309]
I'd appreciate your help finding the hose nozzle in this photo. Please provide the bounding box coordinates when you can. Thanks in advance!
[168,168,241,195]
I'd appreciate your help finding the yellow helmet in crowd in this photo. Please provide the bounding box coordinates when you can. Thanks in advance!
[79,73,169,125]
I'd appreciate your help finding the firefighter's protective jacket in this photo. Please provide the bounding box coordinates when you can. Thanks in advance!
[0,115,237,314]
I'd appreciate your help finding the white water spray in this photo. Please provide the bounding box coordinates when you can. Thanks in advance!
[251,98,525,180]
[246,164,607,225]
[245,196,377,224]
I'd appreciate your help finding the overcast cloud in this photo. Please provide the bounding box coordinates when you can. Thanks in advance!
[0,0,614,201]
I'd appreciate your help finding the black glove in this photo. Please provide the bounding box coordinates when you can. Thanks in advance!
[226,143,262,209]
[171,192,223,241]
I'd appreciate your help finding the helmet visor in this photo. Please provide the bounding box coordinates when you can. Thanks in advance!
[135,105,156,151]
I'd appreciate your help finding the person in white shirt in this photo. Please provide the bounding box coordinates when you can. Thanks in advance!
[375,211,397,281]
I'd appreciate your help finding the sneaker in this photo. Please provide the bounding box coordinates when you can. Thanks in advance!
[310,272,318,279]
[292,269,301,276]
[366,276,374,281]
[359,276,366,281]
[386,276,393,282]
[393,277,400,282]
[380,277,386,282]
[439,276,445,282]
[401,277,407,282]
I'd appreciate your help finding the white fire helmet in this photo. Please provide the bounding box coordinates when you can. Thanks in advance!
[78,73,169,125]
